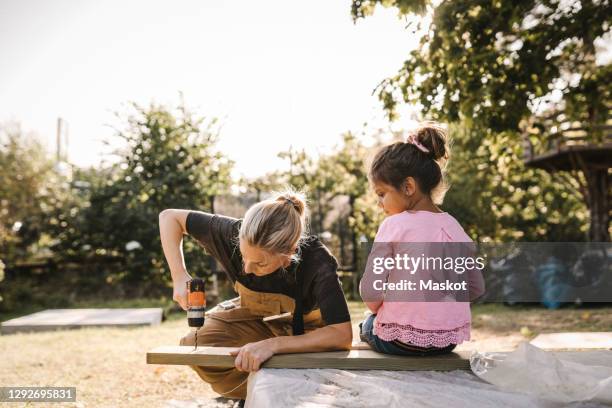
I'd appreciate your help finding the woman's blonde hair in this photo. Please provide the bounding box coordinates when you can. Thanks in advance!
[239,189,307,260]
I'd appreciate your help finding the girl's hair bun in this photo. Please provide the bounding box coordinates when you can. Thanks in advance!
[413,122,449,163]
[369,121,451,205]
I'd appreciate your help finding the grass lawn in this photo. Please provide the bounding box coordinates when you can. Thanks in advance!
[1,302,610,407]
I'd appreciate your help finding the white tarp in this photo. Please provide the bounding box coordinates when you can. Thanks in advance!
[245,344,612,407]
[470,342,612,405]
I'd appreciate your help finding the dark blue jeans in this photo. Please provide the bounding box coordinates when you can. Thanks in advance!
[359,314,457,356]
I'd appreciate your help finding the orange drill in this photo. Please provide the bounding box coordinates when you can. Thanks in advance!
[187,278,206,351]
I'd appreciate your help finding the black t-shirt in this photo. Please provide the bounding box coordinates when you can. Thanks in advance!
[185,211,351,326]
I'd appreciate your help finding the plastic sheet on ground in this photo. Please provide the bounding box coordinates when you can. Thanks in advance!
[471,342,612,405]
[245,344,612,407]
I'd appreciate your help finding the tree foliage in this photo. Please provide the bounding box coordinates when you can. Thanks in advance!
[63,102,233,292]
[276,133,384,269]
[443,123,589,241]
[352,0,428,21]
[1,103,233,306]
[351,0,604,241]
[0,123,80,308]
[0,123,67,266]
[353,0,611,129]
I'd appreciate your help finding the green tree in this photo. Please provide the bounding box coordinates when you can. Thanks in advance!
[240,174,284,202]
[278,133,381,267]
[0,123,79,310]
[57,102,233,295]
[352,0,611,129]
[443,123,588,241]
[0,123,65,266]
[278,147,330,235]
[319,133,371,266]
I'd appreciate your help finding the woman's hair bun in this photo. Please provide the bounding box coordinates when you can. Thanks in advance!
[275,190,306,217]
[413,122,449,163]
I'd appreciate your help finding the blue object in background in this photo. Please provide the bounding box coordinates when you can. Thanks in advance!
[536,256,574,309]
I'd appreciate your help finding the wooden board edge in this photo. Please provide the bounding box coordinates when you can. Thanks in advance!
[146,346,472,371]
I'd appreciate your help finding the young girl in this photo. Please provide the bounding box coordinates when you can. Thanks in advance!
[359,123,485,356]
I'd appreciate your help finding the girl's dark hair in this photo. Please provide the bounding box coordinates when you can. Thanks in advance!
[369,122,450,204]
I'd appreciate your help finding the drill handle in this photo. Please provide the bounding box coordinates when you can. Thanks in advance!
[187,278,206,308]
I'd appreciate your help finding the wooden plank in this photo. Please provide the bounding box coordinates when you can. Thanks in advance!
[350,341,371,350]
[146,346,471,371]
[1,308,163,334]
[530,332,612,350]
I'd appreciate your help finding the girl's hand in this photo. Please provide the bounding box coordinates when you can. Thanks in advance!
[172,272,192,311]
[230,338,278,372]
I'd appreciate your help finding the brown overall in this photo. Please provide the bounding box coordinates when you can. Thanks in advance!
[179,281,325,399]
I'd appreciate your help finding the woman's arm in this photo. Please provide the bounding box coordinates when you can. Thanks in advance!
[159,209,192,310]
[230,322,353,372]
[272,322,352,353]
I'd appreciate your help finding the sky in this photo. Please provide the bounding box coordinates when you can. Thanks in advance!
[0,0,423,178]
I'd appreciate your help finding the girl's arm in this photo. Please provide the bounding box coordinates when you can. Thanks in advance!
[158,209,193,310]
[359,283,384,313]
[359,218,395,313]
[359,243,391,313]
[230,322,353,372]
[363,300,383,313]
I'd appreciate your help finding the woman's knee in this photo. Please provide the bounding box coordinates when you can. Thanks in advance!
[190,365,248,399]
[210,374,248,399]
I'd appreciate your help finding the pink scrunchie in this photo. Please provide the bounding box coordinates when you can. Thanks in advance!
[406,133,430,153]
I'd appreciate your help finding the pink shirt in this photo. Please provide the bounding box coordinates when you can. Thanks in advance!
[361,210,481,347]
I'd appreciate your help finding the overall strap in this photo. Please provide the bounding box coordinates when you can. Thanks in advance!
[292,262,305,335]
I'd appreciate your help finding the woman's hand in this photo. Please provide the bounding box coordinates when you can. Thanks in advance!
[229,338,278,372]
[172,273,192,311]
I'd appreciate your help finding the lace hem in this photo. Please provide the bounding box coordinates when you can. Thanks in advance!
[375,321,470,348]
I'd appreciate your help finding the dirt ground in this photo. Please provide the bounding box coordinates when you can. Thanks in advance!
[1,303,611,408]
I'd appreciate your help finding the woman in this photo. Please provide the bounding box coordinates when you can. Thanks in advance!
[158,191,353,400]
